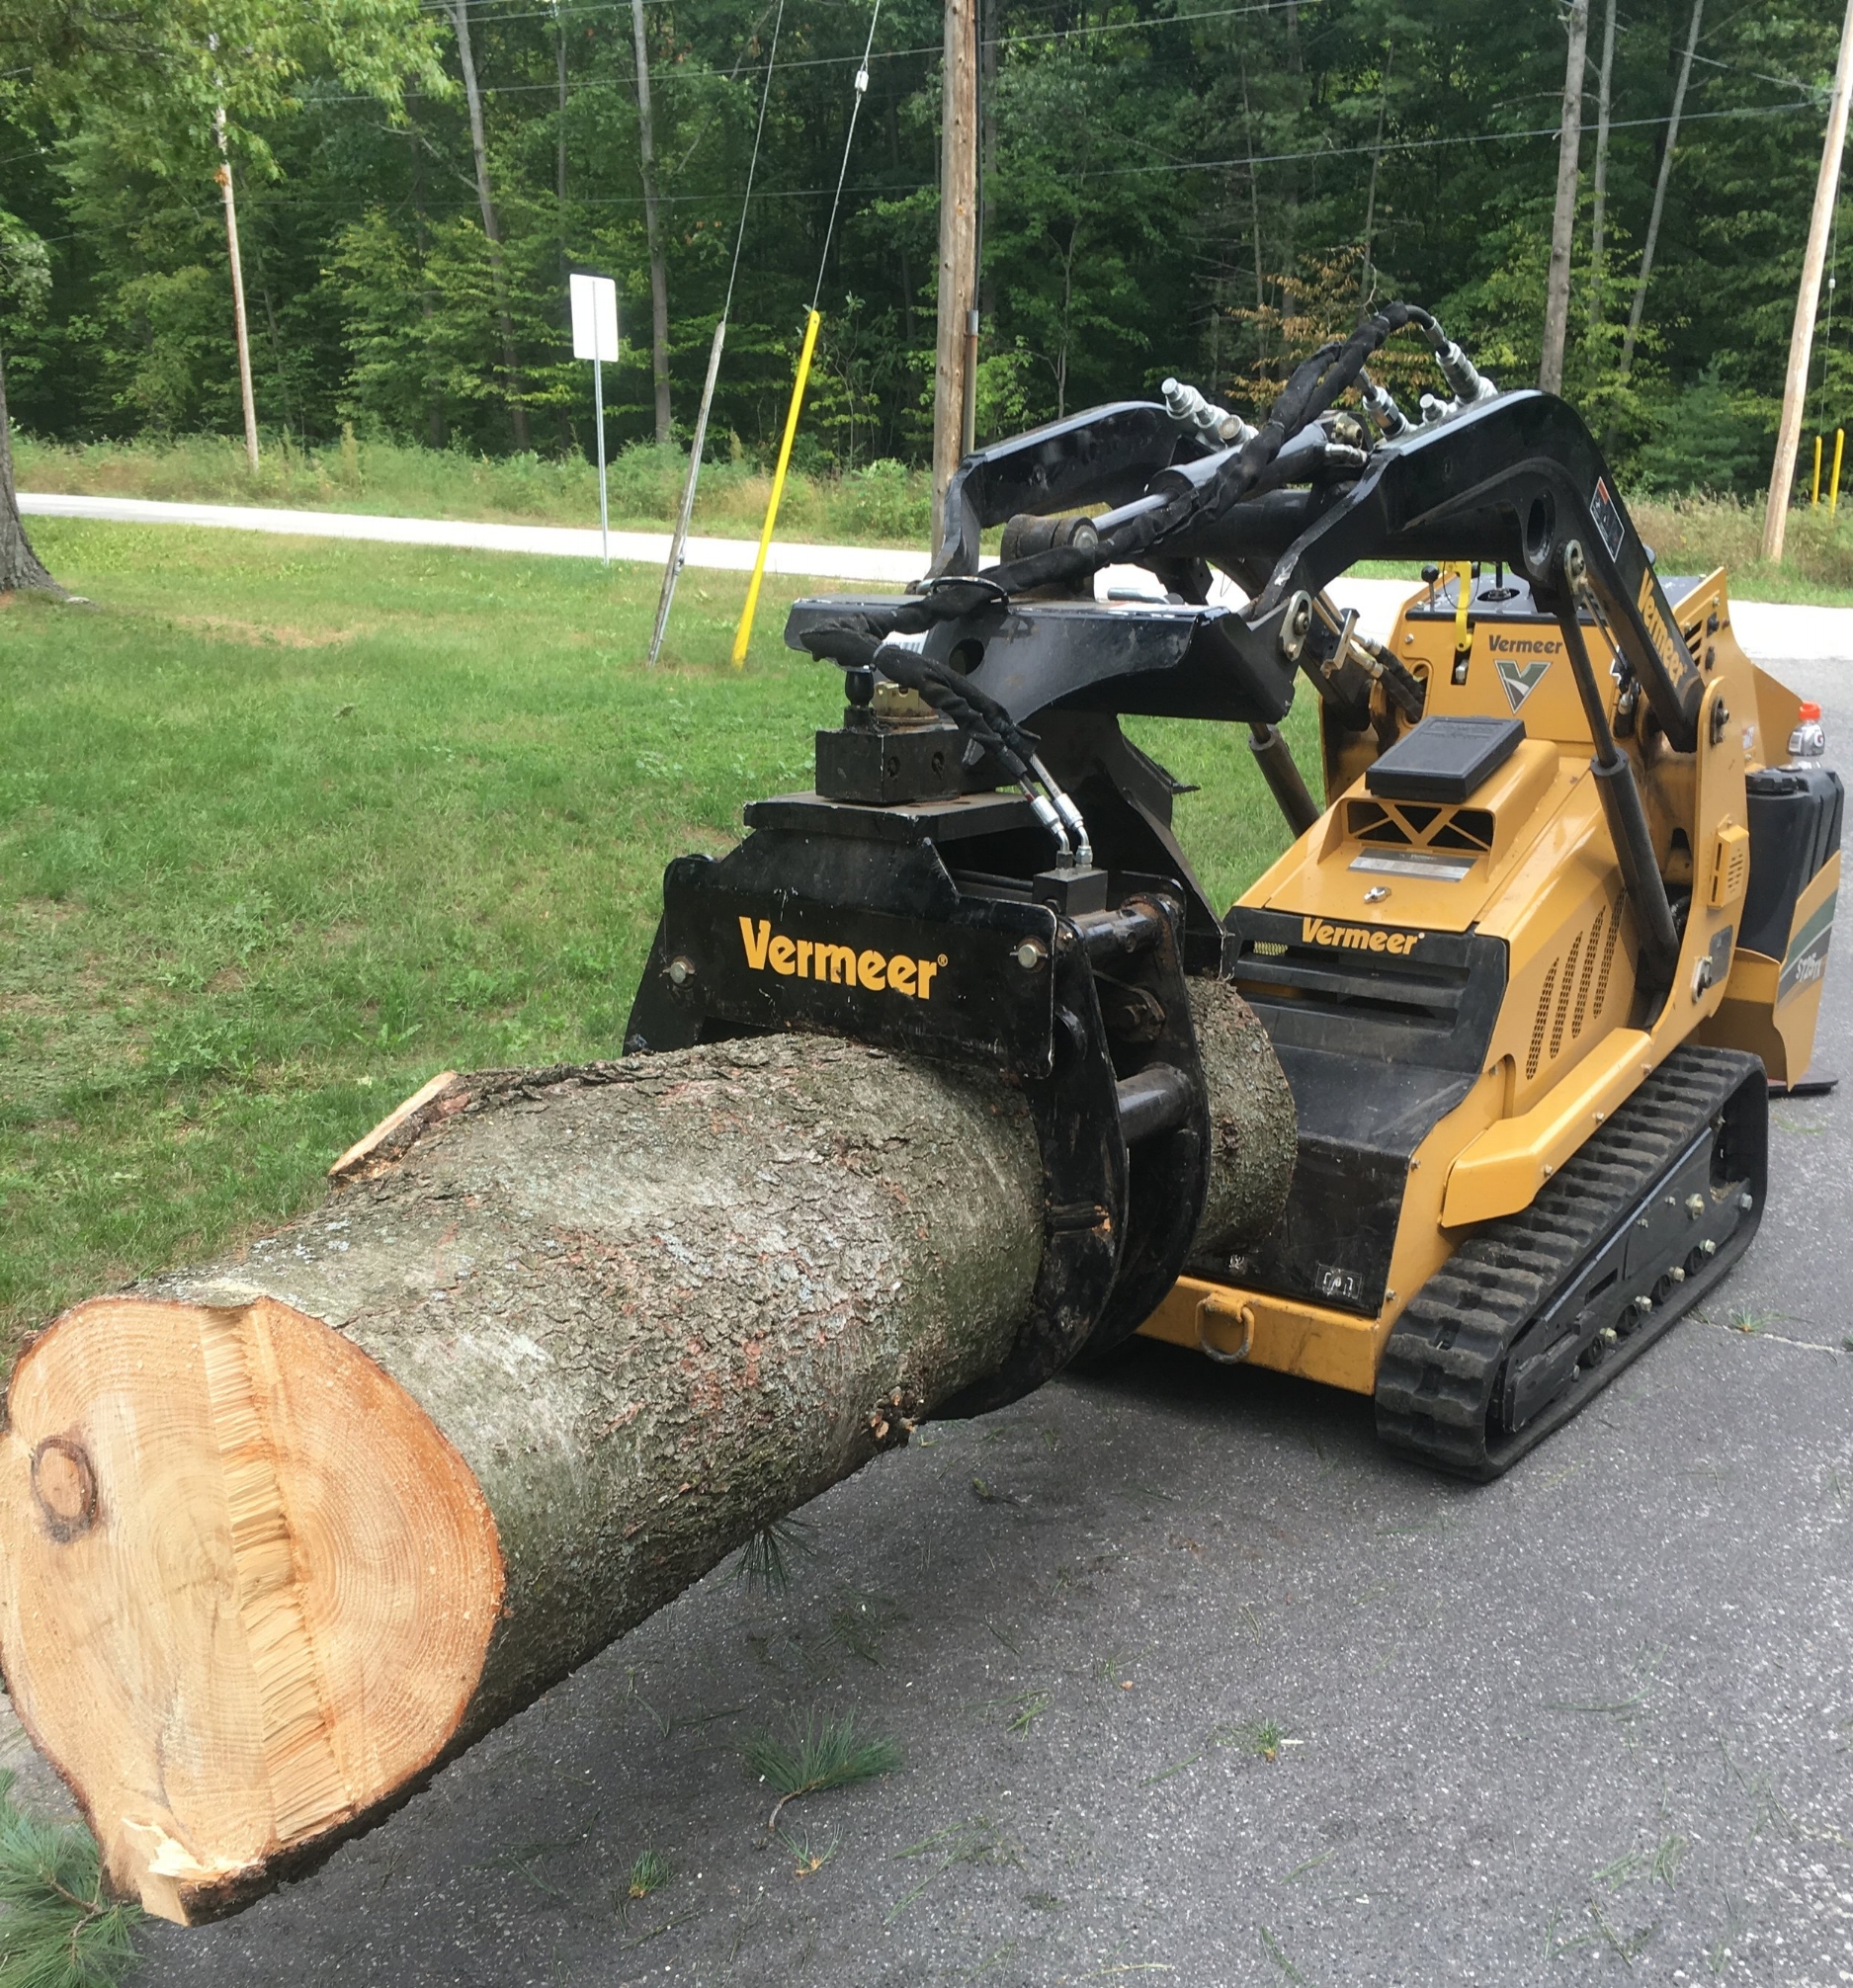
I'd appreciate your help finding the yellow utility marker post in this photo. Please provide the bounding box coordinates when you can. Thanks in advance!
[728,8,877,668]
[1834,427,1847,517]
[1812,434,1824,505]
[730,306,821,667]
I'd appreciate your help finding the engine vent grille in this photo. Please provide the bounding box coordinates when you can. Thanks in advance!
[1347,798,1494,852]
[1524,902,1621,1082]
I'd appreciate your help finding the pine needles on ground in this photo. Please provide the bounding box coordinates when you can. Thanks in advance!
[624,1848,671,1901]
[615,1846,672,1925]
[729,1518,816,1598]
[742,1716,901,1828]
[0,1772,141,1988]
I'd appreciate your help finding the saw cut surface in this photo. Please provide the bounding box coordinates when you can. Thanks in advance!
[0,1295,502,1924]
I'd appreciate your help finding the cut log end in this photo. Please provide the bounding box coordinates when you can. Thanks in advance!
[0,985,1294,1926]
[0,1295,502,1925]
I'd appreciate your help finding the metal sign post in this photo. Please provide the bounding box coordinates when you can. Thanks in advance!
[569,272,621,567]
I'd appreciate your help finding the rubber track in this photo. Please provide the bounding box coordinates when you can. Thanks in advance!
[1375,1045,1761,1479]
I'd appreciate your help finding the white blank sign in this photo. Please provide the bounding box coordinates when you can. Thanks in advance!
[569,273,619,362]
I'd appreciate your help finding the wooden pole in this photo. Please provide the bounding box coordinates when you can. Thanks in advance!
[1540,0,1589,395]
[1763,0,1853,564]
[0,985,1294,1924]
[214,108,260,472]
[932,0,977,556]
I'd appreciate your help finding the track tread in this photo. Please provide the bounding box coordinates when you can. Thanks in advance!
[1375,1045,1765,1478]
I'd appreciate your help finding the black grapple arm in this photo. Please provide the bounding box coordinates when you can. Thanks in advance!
[827,385,1702,755]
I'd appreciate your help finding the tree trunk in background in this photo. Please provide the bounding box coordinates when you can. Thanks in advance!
[1618,0,1705,383]
[554,6,575,455]
[0,348,57,596]
[0,984,1294,1927]
[1540,0,1589,394]
[1241,58,1265,315]
[886,91,917,347]
[1360,42,1393,301]
[445,0,531,452]
[1588,0,1618,325]
[631,0,672,444]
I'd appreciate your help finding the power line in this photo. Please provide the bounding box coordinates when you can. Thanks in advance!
[156,91,1814,219]
[810,1,879,312]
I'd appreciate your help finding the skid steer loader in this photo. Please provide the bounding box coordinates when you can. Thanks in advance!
[627,301,1839,1476]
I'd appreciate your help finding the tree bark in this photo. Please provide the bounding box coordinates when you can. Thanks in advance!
[1618,0,1705,383]
[0,982,1292,1926]
[0,345,58,596]
[1588,0,1618,326]
[631,0,672,445]
[1360,42,1393,304]
[1540,0,1589,395]
[444,0,532,451]
[555,3,575,456]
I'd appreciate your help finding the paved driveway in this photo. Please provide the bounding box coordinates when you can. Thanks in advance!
[116,658,1853,1987]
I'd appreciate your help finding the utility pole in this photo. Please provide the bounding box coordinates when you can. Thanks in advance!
[208,45,259,472]
[1764,0,1853,563]
[1539,0,1589,395]
[932,0,977,554]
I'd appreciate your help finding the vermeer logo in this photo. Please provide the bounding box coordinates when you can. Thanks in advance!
[1301,917,1420,954]
[1636,571,1685,684]
[1489,631,1557,712]
[738,917,944,998]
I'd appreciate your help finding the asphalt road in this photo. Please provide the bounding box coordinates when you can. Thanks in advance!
[91,661,1851,1986]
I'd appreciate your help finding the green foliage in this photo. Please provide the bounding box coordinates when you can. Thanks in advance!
[729,1517,815,1597]
[0,210,50,332]
[0,1772,142,1988]
[3,0,1844,486]
[742,1715,901,1822]
[1632,369,1773,497]
[622,1847,671,1901]
[831,458,932,542]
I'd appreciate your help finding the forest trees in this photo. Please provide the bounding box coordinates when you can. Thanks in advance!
[2,0,1851,500]
[0,0,444,582]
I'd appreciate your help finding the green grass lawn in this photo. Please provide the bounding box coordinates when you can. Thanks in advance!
[0,522,1301,1357]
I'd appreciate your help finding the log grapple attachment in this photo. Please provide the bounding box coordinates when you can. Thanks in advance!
[632,301,1840,1474]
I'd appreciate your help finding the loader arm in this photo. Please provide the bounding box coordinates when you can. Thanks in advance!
[635,309,1838,1479]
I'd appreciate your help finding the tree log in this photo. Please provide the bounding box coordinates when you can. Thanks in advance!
[0,981,1292,1925]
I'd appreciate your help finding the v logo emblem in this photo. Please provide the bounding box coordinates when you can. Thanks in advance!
[1495,653,1551,711]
